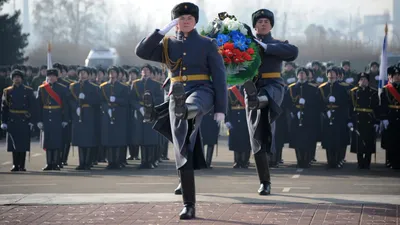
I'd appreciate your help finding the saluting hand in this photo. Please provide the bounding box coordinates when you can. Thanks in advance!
[158,18,179,35]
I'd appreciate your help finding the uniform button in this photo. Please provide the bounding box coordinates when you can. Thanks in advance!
[49,119,52,122]
[49,111,52,113]
[238,120,240,122]
[183,67,186,71]
[183,52,186,56]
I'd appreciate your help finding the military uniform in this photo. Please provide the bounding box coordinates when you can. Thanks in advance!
[1,70,37,171]
[242,9,298,195]
[69,68,101,170]
[367,62,380,89]
[126,79,140,161]
[37,69,70,170]
[200,109,220,168]
[226,85,251,168]
[286,79,319,168]
[100,71,130,169]
[311,61,326,84]
[341,60,357,85]
[380,67,400,169]
[281,63,297,85]
[349,74,379,169]
[318,75,350,168]
[131,75,164,169]
[135,2,227,220]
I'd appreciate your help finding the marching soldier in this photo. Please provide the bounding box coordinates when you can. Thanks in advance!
[69,67,101,170]
[286,67,319,168]
[127,67,141,161]
[242,9,298,195]
[380,66,400,169]
[318,67,349,168]
[136,2,227,219]
[225,85,251,168]
[349,72,379,169]
[282,62,297,85]
[200,109,220,168]
[99,66,130,169]
[130,64,163,169]
[1,70,37,171]
[341,60,357,85]
[37,69,70,171]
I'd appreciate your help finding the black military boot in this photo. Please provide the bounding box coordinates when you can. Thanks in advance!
[119,147,126,168]
[53,150,61,170]
[364,153,372,170]
[127,145,134,160]
[233,152,240,168]
[241,152,250,169]
[114,148,122,170]
[133,145,140,160]
[42,150,53,171]
[85,148,92,170]
[62,144,70,166]
[179,169,196,220]
[174,182,182,195]
[11,152,19,172]
[254,151,271,195]
[138,147,147,169]
[243,80,269,110]
[19,152,26,171]
[75,148,85,170]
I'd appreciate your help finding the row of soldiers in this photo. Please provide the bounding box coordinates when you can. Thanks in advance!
[1,63,172,171]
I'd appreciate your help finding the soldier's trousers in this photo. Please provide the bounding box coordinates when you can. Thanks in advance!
[388,149,400,169]
[97,146,107,162]
[233,151,250,167]
[179,148,196,207]
[357,153,371,168]
[128,145,140,159]
[326,148,339,168]
[12,152,26,168]
[61,143,70,165]
[77,147,92,169]
[161,140,169,159]
[106,147,121,168]
[204,145,214,167]
[295,148,310,168]
[254,150,271,185]
[45,149,60,168]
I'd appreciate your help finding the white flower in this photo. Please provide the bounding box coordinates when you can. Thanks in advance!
[203,22,214,34]
[239,24,247,35]
[222,18,232,29]
[228,20,241,31]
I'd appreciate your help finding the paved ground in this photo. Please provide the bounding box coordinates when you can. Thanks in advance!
[0,138,399,224]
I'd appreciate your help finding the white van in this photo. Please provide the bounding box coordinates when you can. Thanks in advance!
[84,47,120,68]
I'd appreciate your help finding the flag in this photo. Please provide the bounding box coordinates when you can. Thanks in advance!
[378,24,388,96]
[47,42,52,69]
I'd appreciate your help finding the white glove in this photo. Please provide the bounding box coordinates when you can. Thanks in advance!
[299,98,305,105]
[326,110,332,118]
[374,124,380,133]
[76,107,81,117]
[158,18,179,35]
[34,91,38,97]
[347,122,353,129]
[37,122,43,130]
[287,77,296,84]
[214,113,225,123]
[253,38,268,50]
[375,76,379,80]
[139,107,145,117]
[382,120,389,129]
[297,111,301,119]
[108,108,112,118]
[329,96,335,103]
[79,93,85,99]
[0,124,7,130]
[62,122,68,128]
[28,123,34,131]
[110,96,116,103]
[316,77,324,83]
[345,77,354,84]
[225,122,233,129]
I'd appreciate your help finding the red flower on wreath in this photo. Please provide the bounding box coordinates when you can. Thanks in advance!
[223,42,235,50]
[242,52,252,61]
[246,48,255,55]
[224,57,232,64]
[223,49,233,58]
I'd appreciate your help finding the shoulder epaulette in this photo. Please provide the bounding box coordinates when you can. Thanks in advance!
[57,82,67,88]
[23,85,33,90]
[4,86,13,91]
[132,79,141,84]
[308,83,318,87]
[339,82,350,86]
[151,78,163,85]
[318,82,328,88]
[288,83,296,88]
[100,81,108,87]
[89,81,98,87]
[120,81,129,87]
[350,86,358,92]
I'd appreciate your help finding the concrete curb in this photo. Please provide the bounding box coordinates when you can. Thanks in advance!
[1,193,399,205]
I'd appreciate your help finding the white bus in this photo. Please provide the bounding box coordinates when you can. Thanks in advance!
[85,47,120,68]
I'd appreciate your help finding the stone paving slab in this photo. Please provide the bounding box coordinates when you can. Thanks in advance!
[0,203,398,225]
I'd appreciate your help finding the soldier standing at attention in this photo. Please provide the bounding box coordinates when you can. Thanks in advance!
[1,70,37,171]
[99,66,130,170]
[242,9,298,195]
[135,2,227,219]
[69,67,101,170]
[37,69,70,171]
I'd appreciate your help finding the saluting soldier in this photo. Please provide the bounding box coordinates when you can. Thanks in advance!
[53,63,73,167]
[130,64,164,169]
[1,70,37,171]
[37,69,70,171]
[69,67,101,170]
[135,2,227,219]
[286,67,319,168]
[200,108,220,168]
[318,67,350,168]
[225,85,251,168]
[242,9,298,195]
[348,72,379,169]
[99,66,130,169]
[380,66,400,169]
